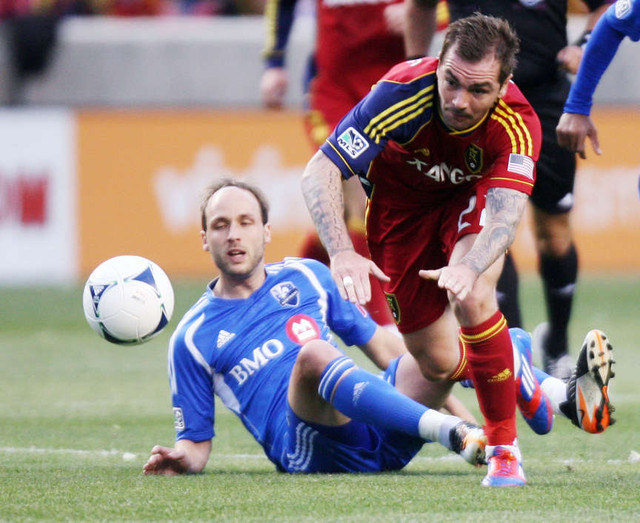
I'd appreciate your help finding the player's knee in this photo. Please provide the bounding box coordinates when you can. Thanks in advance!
[414,353,456,382]
[536,234,573,257]
[533,212,573,256]
[295,340,341,379]
[422,367,453,382]
[452,290,491,320]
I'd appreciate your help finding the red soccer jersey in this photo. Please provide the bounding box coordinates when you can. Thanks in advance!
[322,57,541,208]
[308,0,407,139]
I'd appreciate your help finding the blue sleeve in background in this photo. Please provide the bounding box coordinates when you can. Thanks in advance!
[564,0,640,114]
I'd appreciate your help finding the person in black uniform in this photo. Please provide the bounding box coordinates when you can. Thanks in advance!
[403,0,611,380]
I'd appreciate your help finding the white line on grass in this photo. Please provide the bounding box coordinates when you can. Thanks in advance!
[0,447,267,462]
[2,447,637,464]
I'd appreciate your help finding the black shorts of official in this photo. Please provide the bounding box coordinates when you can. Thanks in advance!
[522,76,577,215]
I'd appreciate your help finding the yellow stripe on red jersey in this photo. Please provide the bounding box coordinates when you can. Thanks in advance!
[320,58,542,203]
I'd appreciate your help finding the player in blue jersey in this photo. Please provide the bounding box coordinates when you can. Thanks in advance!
[143,178,615,478]
[143,178,489,476]
[557,0,640,158]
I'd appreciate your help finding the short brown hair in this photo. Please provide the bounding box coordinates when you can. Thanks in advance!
[200,178,270,230]
[439,13,519,85]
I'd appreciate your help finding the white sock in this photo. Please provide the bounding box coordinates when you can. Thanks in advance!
[540,377,568,416]
[418,410,460,450]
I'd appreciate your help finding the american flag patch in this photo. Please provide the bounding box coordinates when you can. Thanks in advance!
[507,154,534,179]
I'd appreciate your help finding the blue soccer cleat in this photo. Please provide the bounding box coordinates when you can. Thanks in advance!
[511,328,554,435]
[481,442,526,487]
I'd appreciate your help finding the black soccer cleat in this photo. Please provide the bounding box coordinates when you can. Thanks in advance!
[449,421,487,467]
[560,329,615,434]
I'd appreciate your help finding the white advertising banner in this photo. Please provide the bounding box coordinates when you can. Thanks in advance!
[0,110,76,284]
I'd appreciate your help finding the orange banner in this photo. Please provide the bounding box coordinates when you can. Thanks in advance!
[77,110,315,278]
[511,106,640,272]
[77,108,640,280]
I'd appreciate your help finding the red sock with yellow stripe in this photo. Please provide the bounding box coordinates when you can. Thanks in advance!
[448,333,472,382]
[460,311,517,445]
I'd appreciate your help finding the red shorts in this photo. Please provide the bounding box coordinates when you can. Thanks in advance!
[367,185,489,334]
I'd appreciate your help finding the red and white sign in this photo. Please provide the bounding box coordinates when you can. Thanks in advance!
[0,110,76,284]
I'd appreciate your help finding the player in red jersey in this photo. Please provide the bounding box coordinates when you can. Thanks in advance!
[260,0,447,328]
[301,14,542,487]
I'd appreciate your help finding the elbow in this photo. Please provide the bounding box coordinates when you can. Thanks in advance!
[301,150,326,187]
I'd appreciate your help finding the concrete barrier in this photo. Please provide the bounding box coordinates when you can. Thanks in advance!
[0,14,637,108]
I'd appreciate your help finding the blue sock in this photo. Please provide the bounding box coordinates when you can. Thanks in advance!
[318,356,429,438]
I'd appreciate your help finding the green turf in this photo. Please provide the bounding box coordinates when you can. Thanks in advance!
[1,274,639,521]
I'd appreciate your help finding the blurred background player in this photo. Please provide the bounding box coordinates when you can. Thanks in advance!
[405,0,611,380]
[557,0,640,158]
[260,0,448,329]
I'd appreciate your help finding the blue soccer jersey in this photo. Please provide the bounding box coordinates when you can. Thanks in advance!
[167,257,377,468]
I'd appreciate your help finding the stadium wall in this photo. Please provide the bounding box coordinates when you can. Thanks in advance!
[1,15,638,107]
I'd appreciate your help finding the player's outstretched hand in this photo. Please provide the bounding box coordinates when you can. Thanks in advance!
[556,112,602,159]
[143,445,188,476]
[331,250,390,306]
[419,263,477,302]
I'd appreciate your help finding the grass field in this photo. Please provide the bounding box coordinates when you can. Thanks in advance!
[1,274,639,522]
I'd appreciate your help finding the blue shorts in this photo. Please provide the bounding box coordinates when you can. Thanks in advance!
[276,356,425,473]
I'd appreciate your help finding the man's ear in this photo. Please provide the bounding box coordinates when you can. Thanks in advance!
[264,223,272,244]
[499,74,512,99]
[201,230,209,251]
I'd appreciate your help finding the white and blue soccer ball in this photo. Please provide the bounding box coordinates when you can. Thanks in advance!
[82,255,174,345]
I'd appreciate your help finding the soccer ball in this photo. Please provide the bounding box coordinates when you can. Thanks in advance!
[82,255,175,345]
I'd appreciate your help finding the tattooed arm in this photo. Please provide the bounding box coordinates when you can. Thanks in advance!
[301,150,353,257]
[420,187,528,302]
[459,187,528,275]
[301,150,389,304]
